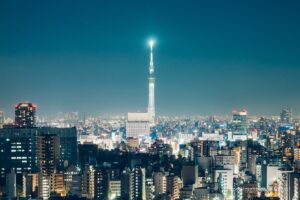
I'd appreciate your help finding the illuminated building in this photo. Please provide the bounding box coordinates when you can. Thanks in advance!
[22,173,38,198]
[126,112,150,138]
[38,127,78,169]
[53,173,65,196]
[145,178,154,200]
[153,172,166,196]
[120,166,146,200]
[15,102,36,128]
[121,167,132,200]
[193,187,210,200]
[280,108,292,124]
[82,166,95,199]
[109,180,121,200]
[214,168,234,200]
[6,169,16,200]
[132,166,146,200]
[0,128,38,191]
[215,155,237,174]
[94,168,109,200]
[37,134,60,199]
[126,137,139,149]
[37,134,60,176]
[166,174,180,200]
[231,109,248,141]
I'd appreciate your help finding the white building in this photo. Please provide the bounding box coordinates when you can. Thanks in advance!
[126,112,150,138]
[153,172,166,195]
[109,180,121,199]
[214,168,234,200]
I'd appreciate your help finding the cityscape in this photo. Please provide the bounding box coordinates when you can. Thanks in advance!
[1,1,300,200]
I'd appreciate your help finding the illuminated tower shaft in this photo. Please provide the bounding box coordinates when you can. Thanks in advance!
[148,41,155,125]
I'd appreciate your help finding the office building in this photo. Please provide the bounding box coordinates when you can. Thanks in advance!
[231,109,248,141]
[39,127,77,168]
[6,169,16,200]
[109,180,121,200]
[0,110,4,128]
[126,112,150,138]
[82,166,95,199]
[78,143,98,169]
[132,166,146,200]
[214,168,234,200]
[15,103,36,128]
[280,109,292,124]
[94,168,109,200]
[0,128,38,191]
[182,164,198,186]
[166,175,180,200]
[153,171,166,196]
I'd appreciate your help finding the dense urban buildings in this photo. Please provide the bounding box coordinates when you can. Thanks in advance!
[2,100,300,200]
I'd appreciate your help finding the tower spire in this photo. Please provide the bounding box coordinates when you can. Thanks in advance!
[148,39,155,125]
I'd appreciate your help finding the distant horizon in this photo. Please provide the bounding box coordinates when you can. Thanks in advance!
[1,105,299,120]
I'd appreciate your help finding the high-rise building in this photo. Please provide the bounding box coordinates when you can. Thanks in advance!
[148,40,155,125]
[94,168,109,200]
[132,166,146,200]
[214,168,234,200]
[15,103,36,128]
[53,173,64,196]
[22,173,39,198]
[38,127,78,169]
[231,109,248,141]
[280,108,292,124]
[0,110,4,128]
[182,164,198,186]
[153,171,166,196]
[120,166,146,200]
[6,169,16,200]
[82,166,95,199]
[145,178,155,200]
[126,112,150,138]
[37,134,60,200]
[166,175,180,200]
[109,179,121,200]
[78,143,98,169]
[0,128,38,190]
[37,134,60,176]
[121,167,132,200]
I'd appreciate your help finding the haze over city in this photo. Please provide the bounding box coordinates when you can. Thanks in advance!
[1,0,300,117]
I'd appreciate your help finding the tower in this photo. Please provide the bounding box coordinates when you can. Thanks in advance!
[148,40,155,125]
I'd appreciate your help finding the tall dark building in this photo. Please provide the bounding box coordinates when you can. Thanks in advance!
[94,168,109,200]
[37,134,60,176]
[0,126,77,194]
[0,128,38,193]
[39,127,78,168]
[78,143,98,170]
[15,103,36,128]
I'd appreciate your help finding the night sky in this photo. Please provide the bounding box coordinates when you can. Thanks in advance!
[1,0,300,117]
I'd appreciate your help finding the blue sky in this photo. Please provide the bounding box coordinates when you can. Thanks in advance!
[0,0,300,117]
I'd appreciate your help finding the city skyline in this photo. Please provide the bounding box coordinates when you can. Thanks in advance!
[1,0,300,117]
